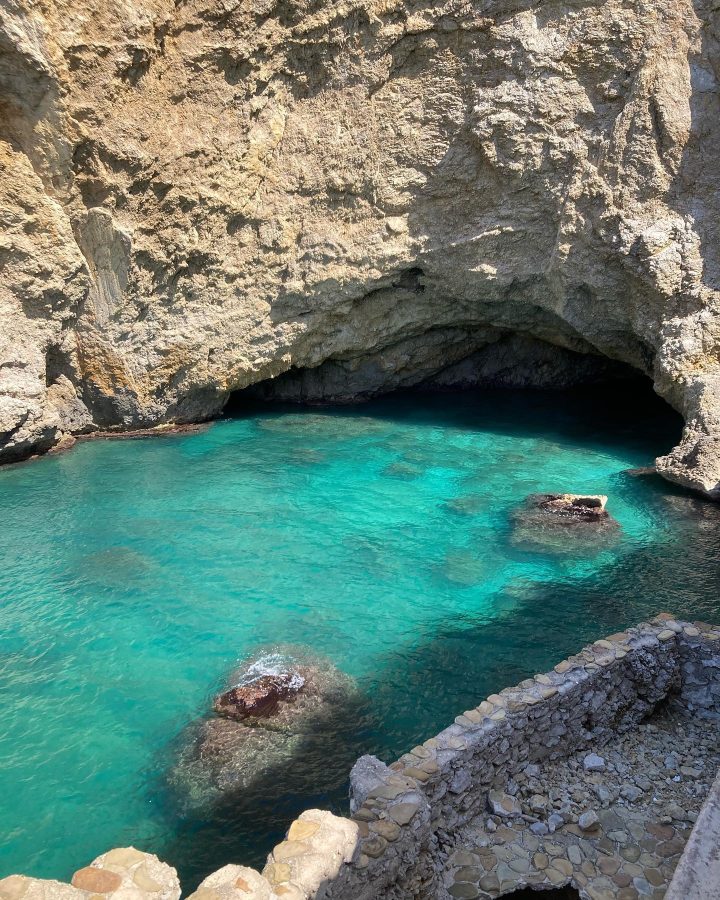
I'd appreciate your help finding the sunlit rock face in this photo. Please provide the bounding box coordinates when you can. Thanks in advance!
[1,0,719,496]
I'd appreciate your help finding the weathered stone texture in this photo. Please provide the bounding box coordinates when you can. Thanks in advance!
[0,849,180,900]
[1,0,720,495]
[666,770,720,900]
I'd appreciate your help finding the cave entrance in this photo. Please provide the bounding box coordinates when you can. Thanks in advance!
[222,337,683,455]
[225,333,649,412]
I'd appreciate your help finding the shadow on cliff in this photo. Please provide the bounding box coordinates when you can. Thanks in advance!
[154,465,720,891]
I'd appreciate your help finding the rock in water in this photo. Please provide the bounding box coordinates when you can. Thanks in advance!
[536,493,609,520]
[169,648,367,808]
[511,493,620,556]
[213,674,302,721]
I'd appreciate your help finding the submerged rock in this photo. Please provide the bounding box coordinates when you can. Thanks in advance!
[442,549,492,586]
[383,461,423,479]
[510,493,620,555]
[444,494,486,516]
[169,648,366,808]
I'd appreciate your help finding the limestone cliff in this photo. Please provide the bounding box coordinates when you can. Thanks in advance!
[1,0,719,497]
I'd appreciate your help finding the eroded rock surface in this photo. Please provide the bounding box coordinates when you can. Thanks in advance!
[213,674,304,722]
[1,0,719,496]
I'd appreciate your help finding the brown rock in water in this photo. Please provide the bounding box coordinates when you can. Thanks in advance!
[511,493,620,556]
[535,493,609,520]
[213,674,301,721]
[170,654,366,804]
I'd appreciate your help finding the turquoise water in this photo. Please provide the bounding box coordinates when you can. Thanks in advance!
[1,386,719,888]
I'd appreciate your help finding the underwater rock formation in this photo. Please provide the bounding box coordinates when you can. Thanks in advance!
[170,650,365,805]
[1,0,719,497]
[510,493,620,556]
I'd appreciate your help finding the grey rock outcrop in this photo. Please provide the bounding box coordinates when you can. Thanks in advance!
[1,0,719,497]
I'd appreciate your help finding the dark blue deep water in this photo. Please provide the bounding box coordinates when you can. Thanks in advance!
[1,385,719,888]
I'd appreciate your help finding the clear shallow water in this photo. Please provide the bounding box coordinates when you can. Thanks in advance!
[1,386,719,888]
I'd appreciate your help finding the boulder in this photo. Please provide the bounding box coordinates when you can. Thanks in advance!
[488,790,522,818]
[535,493,609,520]
[510,493,620,556]
[579,810,600,831]
[169,649,366,806]
[214,674,303,721]
[583,752,607,772]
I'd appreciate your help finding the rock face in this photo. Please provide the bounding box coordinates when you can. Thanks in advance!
[1,0,719,497]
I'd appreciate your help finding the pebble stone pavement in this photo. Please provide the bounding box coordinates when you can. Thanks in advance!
[444,704,720,900]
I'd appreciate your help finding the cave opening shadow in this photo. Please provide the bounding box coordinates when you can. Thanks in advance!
[224,368,683,468]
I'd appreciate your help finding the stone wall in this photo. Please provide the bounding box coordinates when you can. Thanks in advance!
[1,615,718,900]
[676,623,720,717]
